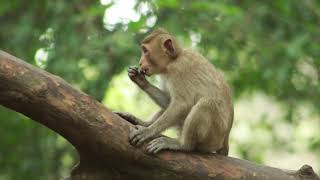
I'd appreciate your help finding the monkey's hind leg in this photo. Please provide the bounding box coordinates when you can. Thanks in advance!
[216,134,229,156]
[145,99,220,153]
[145,103,207,154]
[180,98,226,153]
[146,99,226,154]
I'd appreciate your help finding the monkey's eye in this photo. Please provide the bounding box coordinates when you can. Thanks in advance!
[142,46,148,54]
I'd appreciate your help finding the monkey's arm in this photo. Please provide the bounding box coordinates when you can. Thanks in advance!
[128,66,170,109]
[130,101,185,145]
[146,109,164,126]
[148,102,185,134]
[143,84,170,109]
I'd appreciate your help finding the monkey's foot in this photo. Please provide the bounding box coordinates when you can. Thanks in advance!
[146,137,180,154]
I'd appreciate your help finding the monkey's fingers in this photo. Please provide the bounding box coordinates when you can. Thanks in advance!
[128,67,140,78]
[128,68,138,74]
[136,135,149,146]
[129,65,138,69]
[128,66,139,72]
[131,134,144,145]
[147,138,159,148]
[128,70,138,77]
[146,145,158,153]
[129,128,143,144]
[147,144,163,154]
[129,125,152,146]
[129,127,137,138]
[153,146,163,154]
[129,127,137,141]
[146,141,159,153]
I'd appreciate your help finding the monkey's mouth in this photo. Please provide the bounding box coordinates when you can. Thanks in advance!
[140,69,148,76]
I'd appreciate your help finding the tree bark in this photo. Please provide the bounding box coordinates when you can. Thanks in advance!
[0,50,318,180]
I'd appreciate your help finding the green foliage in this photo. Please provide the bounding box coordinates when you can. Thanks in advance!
[0,0,319,178]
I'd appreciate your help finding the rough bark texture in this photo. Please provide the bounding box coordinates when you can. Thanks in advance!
[0,50,319,180]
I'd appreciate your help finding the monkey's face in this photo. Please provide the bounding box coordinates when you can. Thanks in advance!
[139,34,178,76]
[139,41,170,76]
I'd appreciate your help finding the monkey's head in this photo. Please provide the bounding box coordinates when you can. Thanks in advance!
[139,28,181,76]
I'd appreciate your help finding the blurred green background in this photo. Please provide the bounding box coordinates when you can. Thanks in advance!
[0,0,319,179]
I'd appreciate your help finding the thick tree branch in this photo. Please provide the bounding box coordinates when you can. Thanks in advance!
[0,50,318,180]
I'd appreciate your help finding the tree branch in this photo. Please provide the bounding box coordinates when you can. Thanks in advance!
[0,50,318,180]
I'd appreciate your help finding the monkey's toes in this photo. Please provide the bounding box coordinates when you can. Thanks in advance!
[146,138,166,153]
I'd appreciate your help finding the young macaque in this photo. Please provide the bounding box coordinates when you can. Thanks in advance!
[115,28,233,155]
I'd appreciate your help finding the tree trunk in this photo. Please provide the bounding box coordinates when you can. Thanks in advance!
[0,50,318,180]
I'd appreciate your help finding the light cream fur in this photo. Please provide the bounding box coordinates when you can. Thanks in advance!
[128,29,233,155]
[152,49,234,154]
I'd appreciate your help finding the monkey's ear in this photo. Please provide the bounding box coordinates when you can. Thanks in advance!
[162,38,178,59]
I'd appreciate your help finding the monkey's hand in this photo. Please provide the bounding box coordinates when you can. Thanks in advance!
[129,125,156,146]
[128,66,149,88]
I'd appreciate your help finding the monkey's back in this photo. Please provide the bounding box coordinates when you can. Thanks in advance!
[166,49,233,129]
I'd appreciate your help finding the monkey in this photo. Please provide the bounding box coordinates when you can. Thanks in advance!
[115,28,234,155]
